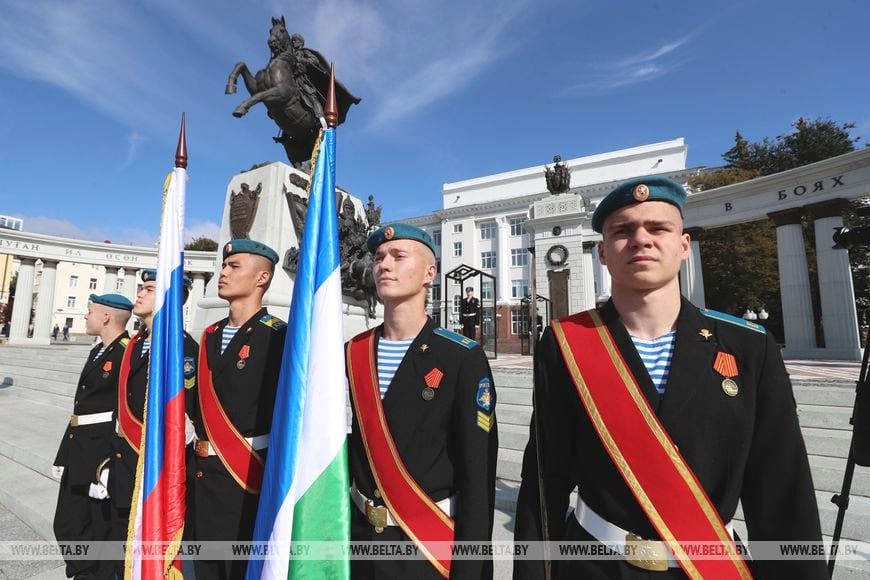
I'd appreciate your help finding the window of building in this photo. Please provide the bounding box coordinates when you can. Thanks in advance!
[452,295,462,315]
[88,278,97,290]
[481,251,496,269]
[453,223,463,234]
[435,260,441,274]
[510,217,527,236]
[479,222,497,240]
[116,279,124,292]
[431,283,441,303]
[432,230,442,247]
[511,278,529,299]
[67,296,76,308]
[69,275,78,288]
[453,242,462,257]
[511,309,530,335]
[481,280,494,301]
[511,248,529,267]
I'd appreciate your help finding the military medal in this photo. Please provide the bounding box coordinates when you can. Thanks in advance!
[713,351,739,396]
[102,360,112,379]
[422,367,444,401]
[237,344,250,370]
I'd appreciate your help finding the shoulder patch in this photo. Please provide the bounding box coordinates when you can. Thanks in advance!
[259,314,287,331]
[700,308,766,334]
[433,327,476,349]
[120,337,130,347]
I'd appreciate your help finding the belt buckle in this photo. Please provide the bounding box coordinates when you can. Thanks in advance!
[625,532,669,572]
[70,415,79,427]
[364,500,388,533]
[194,440,210,458]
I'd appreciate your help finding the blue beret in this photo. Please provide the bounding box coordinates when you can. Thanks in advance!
[592,176,687,233]
[141,269,192,289]
[367,223,436,255]
[223,239,279,265]
[89,293,133,311]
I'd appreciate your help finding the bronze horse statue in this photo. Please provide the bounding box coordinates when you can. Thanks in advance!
[226,17,360,167]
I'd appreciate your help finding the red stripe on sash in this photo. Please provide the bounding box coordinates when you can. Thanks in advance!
[553,311,752,580]
[197,325,264,493]
[117,333,143,452]
[347,330,454,578]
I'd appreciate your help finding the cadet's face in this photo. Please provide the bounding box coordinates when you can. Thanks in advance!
[372,240,436,303]
[133,281,156,318]
[83,303,106,336]
[598,202,690,293]
[218,253,269,301]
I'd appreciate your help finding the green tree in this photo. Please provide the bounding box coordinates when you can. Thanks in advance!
[185,236,219,251]
[692,117,861,343]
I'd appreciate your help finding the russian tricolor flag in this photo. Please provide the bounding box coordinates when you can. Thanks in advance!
[126,116,188,579]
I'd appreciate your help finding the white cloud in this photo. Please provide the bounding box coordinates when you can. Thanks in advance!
[564,32,696,95]
[186,219,221,244]
[21,215,156,246]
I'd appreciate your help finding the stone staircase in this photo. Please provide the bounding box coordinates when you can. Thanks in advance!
[1,344,868,577]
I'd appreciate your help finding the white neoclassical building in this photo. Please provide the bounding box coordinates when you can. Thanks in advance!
[403,139,870,359]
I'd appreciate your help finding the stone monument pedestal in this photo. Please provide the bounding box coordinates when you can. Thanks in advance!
[191,162,381,338]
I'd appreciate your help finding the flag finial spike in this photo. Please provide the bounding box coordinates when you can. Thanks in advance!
[324,64,338,128]
[175,113,188,169]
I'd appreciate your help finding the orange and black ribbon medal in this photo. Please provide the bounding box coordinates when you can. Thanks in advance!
[422,367,443,401]
[102,360,112,379]
[713,351,739,396]
[237,344,250,370]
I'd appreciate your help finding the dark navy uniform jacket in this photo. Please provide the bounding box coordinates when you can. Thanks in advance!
[347,318,499,580]
[54,332,130,486]
[107,330,200,509]
[191,308,286,543]
[514,298,827,579]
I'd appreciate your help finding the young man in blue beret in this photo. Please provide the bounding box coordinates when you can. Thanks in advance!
[346,223,499,579]
[515,176,826,578]
[53,293,133,579]
[102,269,200,577]
[191,239,287,580]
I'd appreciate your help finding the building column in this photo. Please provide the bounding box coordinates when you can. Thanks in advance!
[768,208,816,354]
[32,259,58,345]
[104,266,120,293]
[8,258,36,344]
[122,268,137,301]
[187,273,207,330]
[496,217,510,303]
[809,199,861,359]
[591,243,611,303]
[679,227,706,309]
[581,241,596,311]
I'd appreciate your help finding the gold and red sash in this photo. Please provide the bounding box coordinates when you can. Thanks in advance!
[552,311,752,580]
[117,333,144,452]
[347,330,454,578]
[197,324,264,493]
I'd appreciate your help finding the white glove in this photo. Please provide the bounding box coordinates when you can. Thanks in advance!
[88,467,110,500]
[51,465,64,480]
[185,413,196,446]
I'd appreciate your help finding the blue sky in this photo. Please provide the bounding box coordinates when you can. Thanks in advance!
[0,0,867,246]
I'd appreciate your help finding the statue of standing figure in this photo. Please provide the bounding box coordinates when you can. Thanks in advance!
[226,17,361,167]
[544,154,572,194]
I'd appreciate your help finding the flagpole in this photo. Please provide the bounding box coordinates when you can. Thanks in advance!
[325,64,338,128]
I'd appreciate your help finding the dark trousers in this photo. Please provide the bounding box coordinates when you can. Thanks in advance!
[53,476,113,579]
[462,321,476,340]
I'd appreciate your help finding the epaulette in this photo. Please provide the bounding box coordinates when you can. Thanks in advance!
[120,337,130,347]
[700,308,766,334]
[259,314,287,331]
[433,328,477,349]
